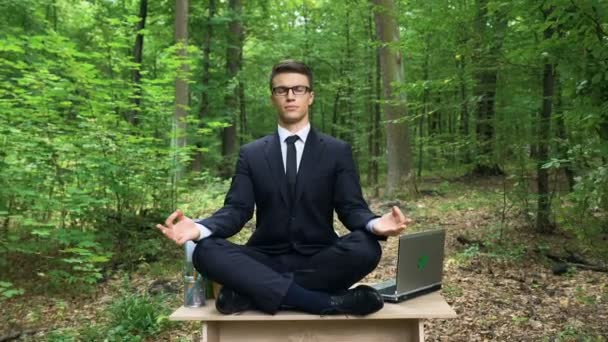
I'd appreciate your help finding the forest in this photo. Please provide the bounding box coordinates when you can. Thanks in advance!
[1,0,607,340]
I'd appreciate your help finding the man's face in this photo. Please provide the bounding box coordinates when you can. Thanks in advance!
[270,72,314,126]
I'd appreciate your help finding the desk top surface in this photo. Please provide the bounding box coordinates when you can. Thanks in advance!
[169,291,457,321]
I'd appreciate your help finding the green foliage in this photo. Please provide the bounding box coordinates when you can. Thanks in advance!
[0,280,24,300]
[574,286,598,306]
[453,245,481,264]
[551,324,607,342]
[47,325,107,342]
[0,1,186,290]
[106,291,171,341]
[563,165,608,237]
[485,240,527,262]
[441,283,464,299]
[47,287,173,341]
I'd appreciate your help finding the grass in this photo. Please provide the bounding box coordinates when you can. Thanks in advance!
[549,324,607,342]
[44,279,176,342]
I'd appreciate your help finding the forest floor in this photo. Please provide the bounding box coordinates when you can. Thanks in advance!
[1,176,607,341]
[363,177,608,341]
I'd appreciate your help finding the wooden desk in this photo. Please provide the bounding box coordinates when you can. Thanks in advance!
[170,291,457,342]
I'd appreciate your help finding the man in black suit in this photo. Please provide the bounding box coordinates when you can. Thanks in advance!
[157,60,411,315]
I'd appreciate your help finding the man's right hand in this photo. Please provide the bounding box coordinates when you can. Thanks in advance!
[156,209,200,245]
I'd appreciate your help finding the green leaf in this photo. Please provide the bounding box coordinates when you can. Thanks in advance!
[591,73,603,84]
[2,289,24,299]
[31,229,52,237]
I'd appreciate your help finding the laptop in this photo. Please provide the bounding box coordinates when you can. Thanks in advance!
[373,229,446,303]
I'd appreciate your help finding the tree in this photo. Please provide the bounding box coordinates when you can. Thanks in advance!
[130,0,148,125]
[471,0,507,176]
[192,0,216,172]
[536,5,556,234]
[366,9,381,196]
[221,0,244,175]
[371,0,414,196]
[174,0,189,187]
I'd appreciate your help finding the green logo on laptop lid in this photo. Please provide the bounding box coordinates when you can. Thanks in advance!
[417,255,429,271]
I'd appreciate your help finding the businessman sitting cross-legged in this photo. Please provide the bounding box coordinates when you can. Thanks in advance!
[157,60,411,316]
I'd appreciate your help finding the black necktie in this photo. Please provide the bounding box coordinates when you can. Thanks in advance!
[285,135,300,204]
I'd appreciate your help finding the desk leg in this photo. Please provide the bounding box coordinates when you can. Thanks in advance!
[419,320,425,341]
[401,319,424,342]
[200,321,219,342]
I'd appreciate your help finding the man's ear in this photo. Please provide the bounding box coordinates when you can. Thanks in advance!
[308,91,315,105]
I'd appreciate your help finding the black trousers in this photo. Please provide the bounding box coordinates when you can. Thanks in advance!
[192,230,382,314]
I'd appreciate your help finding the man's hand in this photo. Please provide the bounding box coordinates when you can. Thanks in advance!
[372,206,412,237]
[156,209,200,245]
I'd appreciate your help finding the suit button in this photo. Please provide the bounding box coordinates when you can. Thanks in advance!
[290,216,295,220]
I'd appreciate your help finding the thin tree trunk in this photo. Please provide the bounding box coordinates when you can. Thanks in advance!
[458,55,471,163]
[373,32,382,197]
[372,0,414,197]
[554,70,575,191]
[418,38,430,178]
[537,8,555,234]
[192,0,216,172]
[174,0,188,194]
[366,11,375,187]
[130,0,148,125]
[331,90,341,139]
[46,0,58,31]
[239,81,247,145]
[345,8,354,148]
[221,0,243,175]
[366,10,380,195]
[472,0,505,176]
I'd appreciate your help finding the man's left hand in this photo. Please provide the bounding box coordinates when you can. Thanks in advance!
[372,206,412,237]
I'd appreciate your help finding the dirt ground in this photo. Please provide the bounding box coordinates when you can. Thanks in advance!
[2,177,607,341]
[362,182,608,341]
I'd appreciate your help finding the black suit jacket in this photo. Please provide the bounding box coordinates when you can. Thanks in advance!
[198,128,380,255]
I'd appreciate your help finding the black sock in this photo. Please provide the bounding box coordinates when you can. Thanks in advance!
[281,282,332,314]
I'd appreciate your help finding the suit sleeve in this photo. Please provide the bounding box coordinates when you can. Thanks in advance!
[333,143,380,234]
[196,147,255,239]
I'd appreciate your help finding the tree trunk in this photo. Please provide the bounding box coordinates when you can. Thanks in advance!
[192,0,216,173]
[366,10,380,196]
[373,31,382,197]
[174,0,188,191]
[221,0,243,175]
[331,90,341,138]
[46,0,58,31]
[372,0,414,197]
[457,55,471,163]
[239,80,247,145]
[472,0,505,176]
[345,9,354,148]
[536,8,556,234]
[419,38,430,177]
[554,70,575,191]
[130,0,148,125]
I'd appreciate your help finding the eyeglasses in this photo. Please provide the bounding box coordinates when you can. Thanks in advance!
[271,85,311,96]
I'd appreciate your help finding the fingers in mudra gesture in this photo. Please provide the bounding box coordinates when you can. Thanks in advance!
[373,206,412,237]
[156,209,199,245]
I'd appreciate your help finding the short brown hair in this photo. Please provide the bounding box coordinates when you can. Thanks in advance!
[269,60,313,90]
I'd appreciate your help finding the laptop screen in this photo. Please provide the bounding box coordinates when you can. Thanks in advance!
[395,229,445,294]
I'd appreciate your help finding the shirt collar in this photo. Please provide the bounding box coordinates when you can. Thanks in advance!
[278,123,310,144]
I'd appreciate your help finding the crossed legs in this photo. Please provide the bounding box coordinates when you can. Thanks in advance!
[192,230,382,314]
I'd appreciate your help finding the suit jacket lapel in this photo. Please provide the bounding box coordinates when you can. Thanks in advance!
[264,133,289,207]
[294,128,325,205]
